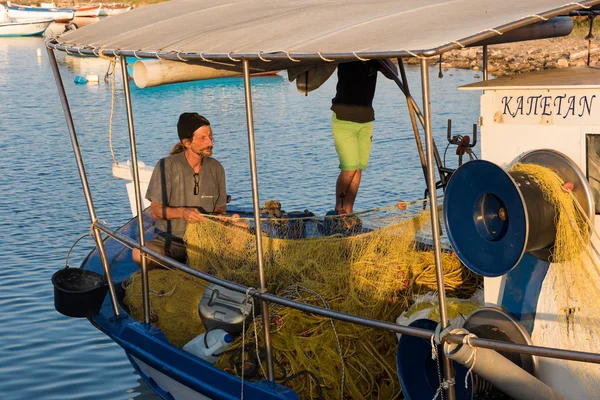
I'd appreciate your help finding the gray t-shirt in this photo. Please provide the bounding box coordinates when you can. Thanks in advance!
[145,152,227,239]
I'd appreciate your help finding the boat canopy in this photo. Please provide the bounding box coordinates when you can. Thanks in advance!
[49,0,600,71]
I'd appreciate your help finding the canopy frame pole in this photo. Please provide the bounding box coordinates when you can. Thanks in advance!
[483,45,489,81]
[47,46,120,317]
[119,56,151,324]
[242,58,275,381]
[420,58,456,400]
[395,59,427,178]
[380,59,447,190]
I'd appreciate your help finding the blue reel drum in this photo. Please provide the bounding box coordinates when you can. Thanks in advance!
[443,149,594,277]
[396,319,473,400]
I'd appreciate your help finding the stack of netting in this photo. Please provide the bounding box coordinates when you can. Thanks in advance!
[124,200,480,399]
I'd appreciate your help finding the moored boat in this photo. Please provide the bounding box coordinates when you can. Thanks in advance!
[74,4,102,18]
[0,4,53,36]
[98,3,130,16]
[46,1,600,399]
[6,2,74,22]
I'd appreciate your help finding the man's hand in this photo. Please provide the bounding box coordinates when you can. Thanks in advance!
[182,208,204,223]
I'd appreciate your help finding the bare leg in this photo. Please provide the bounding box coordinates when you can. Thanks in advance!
[335,169,362,214]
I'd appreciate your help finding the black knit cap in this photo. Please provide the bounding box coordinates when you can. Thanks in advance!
[177,112,210,141]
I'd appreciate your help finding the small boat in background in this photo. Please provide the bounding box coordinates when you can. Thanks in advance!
[6,2,74,22]
[74,4,102,18]
[98,3,130,16]
[0,4,53,36]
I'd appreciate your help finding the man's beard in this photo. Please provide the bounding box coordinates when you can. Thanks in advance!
[197,147,213,157]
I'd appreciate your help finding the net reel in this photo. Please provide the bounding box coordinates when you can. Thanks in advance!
[443,149,594,277]
[397,308,539,400]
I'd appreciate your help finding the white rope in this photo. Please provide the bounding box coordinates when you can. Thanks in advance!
[228,52,242,62]
[525,14,549,21]
[484,28,503,35]
[318,52,335,62]
[462,333,478,389]
[450,40,465,49]
[402,49,424,59]
[352,51,369,61]
[286,51,301,62]
[567,2,591,9]
[257,51,272,62]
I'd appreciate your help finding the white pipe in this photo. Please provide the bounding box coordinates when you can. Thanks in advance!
[132,60,240,88]
[445,336,568,400]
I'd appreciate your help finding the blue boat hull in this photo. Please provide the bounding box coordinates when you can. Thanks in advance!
[83,212,299,400]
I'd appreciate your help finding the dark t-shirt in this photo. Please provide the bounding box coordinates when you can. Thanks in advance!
[145,152,227,239]
[331,60,380,123]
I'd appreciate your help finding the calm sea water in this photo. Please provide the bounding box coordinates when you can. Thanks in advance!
[0,28,481,399]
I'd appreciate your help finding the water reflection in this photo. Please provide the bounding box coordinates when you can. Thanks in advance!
[0,34,483,399]
[126,374,162,400]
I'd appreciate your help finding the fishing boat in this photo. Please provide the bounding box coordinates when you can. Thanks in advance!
[73,4,102,18]
[0,4,53,36]
[98,3,130,16]
[46,1,600,399]
[6,2,74,22]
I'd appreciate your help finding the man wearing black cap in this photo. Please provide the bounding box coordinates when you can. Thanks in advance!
[133,112,227,267]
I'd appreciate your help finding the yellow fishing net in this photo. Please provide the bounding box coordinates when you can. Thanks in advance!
[509,163,600,394]
[124,201,480,399]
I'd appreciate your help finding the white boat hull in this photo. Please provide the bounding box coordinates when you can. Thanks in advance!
[98,6,130,16]
[74,5,101,18]
[0,18,52,36]
[132,357,213,400]
[6,4,74,22]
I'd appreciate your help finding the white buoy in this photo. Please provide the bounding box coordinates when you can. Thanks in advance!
[36,48,42,58]
[85,74,99,83]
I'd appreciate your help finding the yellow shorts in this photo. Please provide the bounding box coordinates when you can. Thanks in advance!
[332,113,373,171]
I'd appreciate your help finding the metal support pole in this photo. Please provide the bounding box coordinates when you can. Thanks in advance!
[242,59,275,381]
[120,56,150,324]
[393,60,447,187]
[420,58,455,400]
[47,46,120,316]
[482,45,489,81]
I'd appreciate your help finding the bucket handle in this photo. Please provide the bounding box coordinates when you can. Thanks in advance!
[65,233,93,269]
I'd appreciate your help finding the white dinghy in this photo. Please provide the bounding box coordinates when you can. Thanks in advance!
[0,4,52,37]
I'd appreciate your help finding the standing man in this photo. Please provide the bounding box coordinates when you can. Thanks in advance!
[133,112,228,268]
[330,59,396,214]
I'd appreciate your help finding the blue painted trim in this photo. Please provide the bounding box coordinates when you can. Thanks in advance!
[83,210,299,400]
[501,253,550,334]
[7,4,74,12]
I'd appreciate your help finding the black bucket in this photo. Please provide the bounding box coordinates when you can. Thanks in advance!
[52,268,108,318]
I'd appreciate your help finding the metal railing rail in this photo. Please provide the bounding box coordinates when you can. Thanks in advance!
[93,220,600,366]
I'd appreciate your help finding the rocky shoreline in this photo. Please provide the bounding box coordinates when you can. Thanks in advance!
[405,21,600,76]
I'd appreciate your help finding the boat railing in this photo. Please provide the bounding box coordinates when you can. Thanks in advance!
[93,220,600,367]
